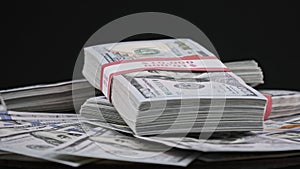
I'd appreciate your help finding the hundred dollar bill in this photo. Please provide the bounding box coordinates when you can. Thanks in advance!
[54,126,199,167]
[136,129,300,152]
[0,125,51,138]
[0,122,100,166]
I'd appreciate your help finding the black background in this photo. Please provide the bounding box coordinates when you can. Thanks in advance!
[1,1,299,90]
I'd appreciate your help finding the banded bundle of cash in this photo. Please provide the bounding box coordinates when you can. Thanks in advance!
[224,60,264,86]
[82,39,267,135]
[0,79,97,112]
[260,90,300,118]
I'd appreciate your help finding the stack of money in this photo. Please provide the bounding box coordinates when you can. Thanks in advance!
[260,90,300,119]
[80,96,128,126]
[80,96,132,133]
[224,60,264,86]
[82,39,268,135]
[0,79,98,112]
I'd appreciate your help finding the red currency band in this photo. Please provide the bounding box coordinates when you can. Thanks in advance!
[263,94,273,121]
[100,55,221,91]
[106,67,230,100]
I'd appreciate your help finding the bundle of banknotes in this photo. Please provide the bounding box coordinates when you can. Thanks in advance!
[82,39,267,135]
[259,90,300,119]
[0,79,98,112]
[224,60,264,86]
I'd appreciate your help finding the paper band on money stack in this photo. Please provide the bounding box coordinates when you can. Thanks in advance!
[100,55,228,99]
[82,39,268,136]
[0,95,6,111]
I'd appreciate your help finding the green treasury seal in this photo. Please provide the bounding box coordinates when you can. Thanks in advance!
[134,48,160,55]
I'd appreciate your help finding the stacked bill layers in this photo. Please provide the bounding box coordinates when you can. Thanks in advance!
[0,79,98,112]
[224,60,264,86]
[260,90,300,119]
[82,39,267,135]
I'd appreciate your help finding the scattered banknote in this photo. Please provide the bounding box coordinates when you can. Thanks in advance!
[0,121,98,166]
[54,127,199,167]
[0,110,199,167]
[136,128,300,152]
